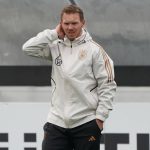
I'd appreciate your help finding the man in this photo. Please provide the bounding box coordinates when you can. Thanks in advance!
[22,4,117,150]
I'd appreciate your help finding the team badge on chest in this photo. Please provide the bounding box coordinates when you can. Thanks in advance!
[78,49,87,60]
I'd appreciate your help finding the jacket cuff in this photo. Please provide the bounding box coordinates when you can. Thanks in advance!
[96,111,109,122]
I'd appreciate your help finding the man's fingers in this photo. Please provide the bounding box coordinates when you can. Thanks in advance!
[56,24,65,39]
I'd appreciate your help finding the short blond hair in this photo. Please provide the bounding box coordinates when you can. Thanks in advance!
[61,4,84,21]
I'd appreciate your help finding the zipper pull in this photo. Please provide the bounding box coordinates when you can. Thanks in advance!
[70,42,72,54]
[70,40,72,48]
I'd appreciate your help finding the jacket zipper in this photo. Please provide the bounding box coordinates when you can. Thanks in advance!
[70,41,72,54]
[90,84,98,92]
[51,77,56,106]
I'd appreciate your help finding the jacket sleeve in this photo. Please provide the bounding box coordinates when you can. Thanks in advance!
[92,47,117,122]
[22,29,58,60]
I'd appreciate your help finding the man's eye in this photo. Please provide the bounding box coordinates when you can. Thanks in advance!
[72,23,77,25]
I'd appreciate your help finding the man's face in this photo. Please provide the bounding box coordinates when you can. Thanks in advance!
[61,13,85,41]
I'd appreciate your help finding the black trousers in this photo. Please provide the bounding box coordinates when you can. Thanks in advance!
[42,120,102,150]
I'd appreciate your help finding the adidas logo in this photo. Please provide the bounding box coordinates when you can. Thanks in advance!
[88,136,96,141]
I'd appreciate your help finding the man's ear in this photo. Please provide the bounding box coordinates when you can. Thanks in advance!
[82,20,86,27]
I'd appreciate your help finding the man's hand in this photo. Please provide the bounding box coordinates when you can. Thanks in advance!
[96,119,103,130]
[56,24,65,40]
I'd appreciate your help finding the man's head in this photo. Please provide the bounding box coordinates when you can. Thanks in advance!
[60,4,85,41]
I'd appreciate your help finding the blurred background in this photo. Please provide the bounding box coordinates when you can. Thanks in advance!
[0,0,150,66]
[0,0,150,150]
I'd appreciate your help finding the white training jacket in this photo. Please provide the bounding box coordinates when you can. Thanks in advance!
[22,28,117,128]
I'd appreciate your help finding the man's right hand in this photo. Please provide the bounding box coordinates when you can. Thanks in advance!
[56,24,65,40]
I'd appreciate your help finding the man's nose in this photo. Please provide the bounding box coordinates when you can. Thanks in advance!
[68,24,73,29]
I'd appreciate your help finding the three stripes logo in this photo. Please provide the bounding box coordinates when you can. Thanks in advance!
[88,136,96,142]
